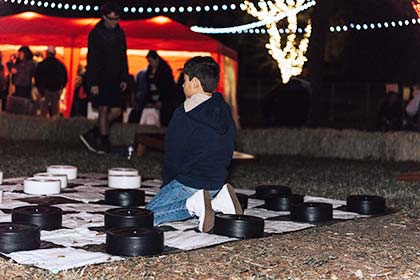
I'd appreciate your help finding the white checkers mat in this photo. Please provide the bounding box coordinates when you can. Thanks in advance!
[0,174,372,273]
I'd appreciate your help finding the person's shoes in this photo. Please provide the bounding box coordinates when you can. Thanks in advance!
[80,130,99,153]
[96,135,110,154]
[211,183,243,215]
[186,190,215,233]
[95,141,110,154]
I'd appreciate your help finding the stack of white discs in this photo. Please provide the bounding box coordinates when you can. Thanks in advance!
[47,165,77,180]
[33,173,68,188]
[108,168,141,189]
[23,178,61,195]
[108,168,139,176]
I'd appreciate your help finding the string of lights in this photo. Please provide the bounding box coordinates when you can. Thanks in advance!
[4,0,418,34]
[191,0,315,34]
[194,17,420,35]
[3,0,99,11]
[329,18,420,33]
[2,0,239,14]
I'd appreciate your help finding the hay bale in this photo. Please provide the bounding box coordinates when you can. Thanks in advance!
[384,132,420,161]
[237,128,388,161]
[3,111,420,162]
[317,129,384,160]
[0,112,54,141]
[53,117,95,144]
[110,124,165,146]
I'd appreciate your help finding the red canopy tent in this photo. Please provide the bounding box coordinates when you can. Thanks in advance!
[0,12,239,123]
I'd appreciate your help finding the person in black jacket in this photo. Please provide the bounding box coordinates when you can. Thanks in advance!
[145,50,179,126]
[35,46,68,118]
[80,1,128,154]
[11,46,35,100]
[146,56,242,233]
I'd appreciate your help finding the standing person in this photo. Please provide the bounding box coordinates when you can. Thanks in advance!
[71,65,89,117]
[6,54,16,96]
[146,56,242,233]
[80,1,128,154]
[34,46,68,118]
[145,50,177,126]
[0,51,7,111]
[12,46,35,99]
[405,84,420,131]
[127,68,147,123]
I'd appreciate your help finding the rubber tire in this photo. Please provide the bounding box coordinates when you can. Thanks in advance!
[264,194,304,211]
[104,208,154,229]
[290,202,333,222]
[255,185,291,199]
[106,227,163,256]
[104,189,145,207]
[12,206,62,230]
[346,195,386,215]
[0,222,40,253]
[214,214,264,239]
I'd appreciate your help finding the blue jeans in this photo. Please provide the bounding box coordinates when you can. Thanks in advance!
[146,180,218,225]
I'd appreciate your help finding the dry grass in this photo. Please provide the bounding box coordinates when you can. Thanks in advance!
[1,212,419,279]
[0,138,420,279]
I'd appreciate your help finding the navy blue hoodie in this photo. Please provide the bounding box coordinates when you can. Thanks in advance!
[163,92,236,190]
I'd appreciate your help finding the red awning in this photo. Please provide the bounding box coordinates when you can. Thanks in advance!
[0,12,236,59]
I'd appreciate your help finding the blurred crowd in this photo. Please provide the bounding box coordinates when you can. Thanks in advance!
[0,45,67,118]
[0,46,184,126]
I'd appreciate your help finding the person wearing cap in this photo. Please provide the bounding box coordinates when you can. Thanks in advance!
[34,46,68,118]
[80,1,129,154]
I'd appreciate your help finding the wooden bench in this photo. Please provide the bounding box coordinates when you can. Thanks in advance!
[134,129,165,157]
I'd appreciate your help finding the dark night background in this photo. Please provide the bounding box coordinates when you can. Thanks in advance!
[1,0,419,129]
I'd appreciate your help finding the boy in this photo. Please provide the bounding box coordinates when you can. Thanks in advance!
[146,56,242,232]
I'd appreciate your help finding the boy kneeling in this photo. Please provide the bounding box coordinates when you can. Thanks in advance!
[146,56,242,232]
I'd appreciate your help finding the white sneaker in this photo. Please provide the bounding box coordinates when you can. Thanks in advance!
[185,190,215,233]
[211,183,243,215]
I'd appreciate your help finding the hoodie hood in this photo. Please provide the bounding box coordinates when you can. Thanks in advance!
[185,92,234,134]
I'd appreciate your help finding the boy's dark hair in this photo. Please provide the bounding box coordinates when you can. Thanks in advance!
[101,1,122,16]
[183,56,220,92]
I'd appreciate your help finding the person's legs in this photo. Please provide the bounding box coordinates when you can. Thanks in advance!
[146,180,195,225]
[80,105,103,153]
[108,107,122,125]
[40,94,49,117]
[81,80,122,153]
[96,106,121,153]
[49,90,61,117]
[96,106,110,153]
[0,89,7,111]
[146,180,218,232]
[41,90,60,118]
[98,106,109,135]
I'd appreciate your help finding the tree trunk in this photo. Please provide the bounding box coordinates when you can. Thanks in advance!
[306,0,334,127]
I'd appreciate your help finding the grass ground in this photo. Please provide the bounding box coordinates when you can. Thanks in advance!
[1,138,420,279]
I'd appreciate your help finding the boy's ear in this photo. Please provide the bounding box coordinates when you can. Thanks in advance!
[191,77,201,89]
